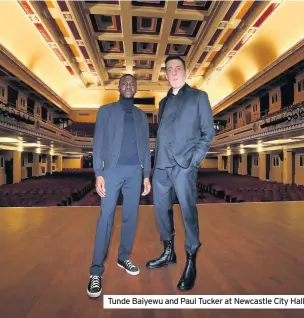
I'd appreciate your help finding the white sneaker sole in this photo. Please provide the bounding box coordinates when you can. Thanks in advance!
[87,289,102,298]
[117,263,140,275]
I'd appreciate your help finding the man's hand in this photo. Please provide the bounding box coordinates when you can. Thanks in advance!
[96,176,106,197]
[142,177,151,196]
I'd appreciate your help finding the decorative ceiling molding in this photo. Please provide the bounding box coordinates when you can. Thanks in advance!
[76,0,264,89]
[197,1,280,88]
[18,0,89,86]
[67,0,109,85]
[6,0,302,110]
[152,1,177,83]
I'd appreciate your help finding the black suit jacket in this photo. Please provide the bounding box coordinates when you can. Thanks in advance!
[157,84,214,168]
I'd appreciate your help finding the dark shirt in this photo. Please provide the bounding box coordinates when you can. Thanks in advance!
[155,85,186,169]
[117,96,140,166]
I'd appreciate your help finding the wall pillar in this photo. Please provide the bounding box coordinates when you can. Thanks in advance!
[258,152,266,180]
[57,155,63,172]
[227,155,233,174]
[47,155,52,175]
[283,150,293,184]
[33,153,40,177]
[217,156,223,171]
[239,154,248,175]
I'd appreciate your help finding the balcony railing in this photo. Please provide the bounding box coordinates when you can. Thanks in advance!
[0,103,156,150]
[213,101,304,146]
[6,99,303,150]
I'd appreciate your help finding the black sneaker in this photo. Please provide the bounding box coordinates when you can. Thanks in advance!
[117,259,140,275]
[87,275,102,298]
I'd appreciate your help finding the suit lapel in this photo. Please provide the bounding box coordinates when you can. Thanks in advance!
[174,91,188,117]
[158,97,167,123]
[115,102,125,148]
[174,84,190,117]
[133,107,142,157]
[133,107,141,137]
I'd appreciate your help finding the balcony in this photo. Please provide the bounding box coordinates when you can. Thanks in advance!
[213,102,304,147]
[0,101,157,151]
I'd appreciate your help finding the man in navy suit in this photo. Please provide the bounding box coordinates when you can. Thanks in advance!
[87,74,151,298]
[146,55,215,291]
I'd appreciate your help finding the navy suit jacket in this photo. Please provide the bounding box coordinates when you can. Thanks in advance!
[157,84,215,168]
[93,101,151,178]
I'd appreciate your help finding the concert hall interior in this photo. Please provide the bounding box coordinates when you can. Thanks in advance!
[0,0,304,317]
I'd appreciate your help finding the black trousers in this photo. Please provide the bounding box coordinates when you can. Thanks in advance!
[152,164,200,253]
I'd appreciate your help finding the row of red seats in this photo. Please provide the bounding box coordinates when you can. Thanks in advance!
[0,170,95,207]
[197,170,304,202]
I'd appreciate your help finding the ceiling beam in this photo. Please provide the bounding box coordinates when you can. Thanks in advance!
[196,1,270,89]
[96,33,197,46]
[104,80,170,91]
[107,68,153,75]
[68,1,109,85]
[186,1,231,76]
[83,3,121,16]
[100,53,160,61]
[168,36,197,46]
[29,1,88,88]
[85,4,205,21]
[101,53,125,60]
[151,1,178,83]
[120,1,133,73]
[174,9,205,21]
[96,33,123,41]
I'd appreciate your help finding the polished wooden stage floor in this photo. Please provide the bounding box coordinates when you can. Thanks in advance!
[0,202,303,318]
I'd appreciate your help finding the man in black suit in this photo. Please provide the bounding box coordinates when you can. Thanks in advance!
[146,55,215,291]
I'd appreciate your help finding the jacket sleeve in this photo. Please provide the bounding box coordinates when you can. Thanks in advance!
[158,99,164,123]
[192,91,215,168]
[143,113,151,178]
[93,106,107,178]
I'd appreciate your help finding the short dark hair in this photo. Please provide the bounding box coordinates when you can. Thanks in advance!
[119,74,135,85]
[164,55,186,70]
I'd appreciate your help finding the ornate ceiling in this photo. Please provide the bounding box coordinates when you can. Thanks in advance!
[1,0,303,111]
[17,0,281,90]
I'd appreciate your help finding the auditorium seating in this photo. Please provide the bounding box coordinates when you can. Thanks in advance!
[73,168,226,206]
[1,168,304,207]
[0,169,94,207]
[197,170,304,203]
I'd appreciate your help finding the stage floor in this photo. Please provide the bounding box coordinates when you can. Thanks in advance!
[0,202,303,318]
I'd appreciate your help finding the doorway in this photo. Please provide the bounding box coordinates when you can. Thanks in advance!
[292,152,295,184]
[281,81,294,108]
[233,155,239,175]
[27,167,33,178]
[7,86,18,107]
[260,93,269,117]
[5,159,13,184]
[245,105,251,124]
[266,154,271,180]
[83,155,93,168]
[232,112,238,129]
[247,155,252,176]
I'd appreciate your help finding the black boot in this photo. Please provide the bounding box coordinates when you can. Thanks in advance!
[146,239,176,269]
[177,251,198,291]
